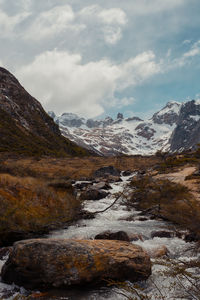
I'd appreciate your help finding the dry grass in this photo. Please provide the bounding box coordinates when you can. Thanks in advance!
[128,175,200,239]
[0,173,80,243]
[0,154,160,245]
[0,155,160,180]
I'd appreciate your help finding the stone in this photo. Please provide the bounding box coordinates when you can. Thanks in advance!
[95,230,130,242]
[74,182,91,190]
[151,231,174,239]
[147,245,169,258]
[80,189,109,200]
[0,247,11,260]
[128,233,144,242]
[93,166,121,178]
[2,239,152,289]
[107,175,122,182]
[122,170,132,176]
[92,182,112,190]
[184,232,199,242]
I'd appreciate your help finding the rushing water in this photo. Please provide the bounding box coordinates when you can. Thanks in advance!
[0,173,199,299]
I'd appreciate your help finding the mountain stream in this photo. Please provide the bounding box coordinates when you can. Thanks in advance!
[0,173,199,299]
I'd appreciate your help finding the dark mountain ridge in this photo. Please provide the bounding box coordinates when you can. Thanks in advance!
[0,67,90,156]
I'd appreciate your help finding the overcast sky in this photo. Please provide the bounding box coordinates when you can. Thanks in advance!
[0,0,200,119]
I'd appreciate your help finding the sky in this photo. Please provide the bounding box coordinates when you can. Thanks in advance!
[0,0,200,119]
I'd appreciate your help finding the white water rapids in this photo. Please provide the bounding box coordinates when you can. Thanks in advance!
[0,173,199,299]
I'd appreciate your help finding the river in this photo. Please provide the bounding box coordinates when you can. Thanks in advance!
[0,173,199,299]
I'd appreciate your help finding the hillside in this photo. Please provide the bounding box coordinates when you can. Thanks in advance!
[0,67,90,156]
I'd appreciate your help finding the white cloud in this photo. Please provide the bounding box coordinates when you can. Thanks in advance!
[183,40,200,58]
[25,5,84,41]
[98,8,127,25]
[17,50,161,117]
[183,39,191,45]
[102,27,122,45]
[118,51,161,90]
[0,9,30,37]
[79,5,127,45]
[172,40,200,67]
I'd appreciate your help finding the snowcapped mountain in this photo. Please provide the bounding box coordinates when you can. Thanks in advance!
[49,100,200,156]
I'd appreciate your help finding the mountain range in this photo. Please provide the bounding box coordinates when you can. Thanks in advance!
[49,100,200,156]
[1,66,200,157]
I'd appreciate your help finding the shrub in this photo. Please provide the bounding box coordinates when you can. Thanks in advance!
[128,176,200,239]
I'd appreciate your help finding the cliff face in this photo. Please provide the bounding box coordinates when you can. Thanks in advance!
[0,67,90,156]
[170,100,200,152]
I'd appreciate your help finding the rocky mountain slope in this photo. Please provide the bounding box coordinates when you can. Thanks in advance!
[0,67,89,156]
[50,100,200,156]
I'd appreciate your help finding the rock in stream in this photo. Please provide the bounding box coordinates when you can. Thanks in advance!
[2,238,151,290]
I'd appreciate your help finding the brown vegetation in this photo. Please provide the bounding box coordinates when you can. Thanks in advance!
[0,173,80,246]
[0,154,160,180]
[128,175,200,239]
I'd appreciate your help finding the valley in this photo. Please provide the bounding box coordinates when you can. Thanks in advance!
[0,67,199,300]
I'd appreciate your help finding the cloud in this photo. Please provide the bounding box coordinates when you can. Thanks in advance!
[118,51,161,89]
[183,40,200,58]
[183,39,191,45]
[17,50,161,117]
[0,9,30,38]
[24,5,84,41]
[172,40,200,67]
[98,8,127,25]
[79,5,127,45]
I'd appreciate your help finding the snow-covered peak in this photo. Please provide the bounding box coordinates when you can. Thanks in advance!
[195,99,200,105]
[157,101,181,116]
[50,99,200,156]
[152,101,182,126]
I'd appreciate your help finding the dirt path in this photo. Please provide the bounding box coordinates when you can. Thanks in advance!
[156,166,200,202]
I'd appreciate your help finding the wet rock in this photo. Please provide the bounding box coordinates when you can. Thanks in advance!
[80,189,109,200]
[138,217,149,221]
[151,231,174,239]
[0,247,11,260]
[138,170,146,175]
[106,175,122,183]
[122,170,132,176]
[128,233,144,242]
[184,232,199,242]
[95,230,130,241]
[93,166,121,178]
[74,182,91,190]
[92,182,112,190]
[147,245,169,258]
[2,239,152,289]
[80,211,95,220]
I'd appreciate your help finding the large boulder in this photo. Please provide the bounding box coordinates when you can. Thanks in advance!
[93,166,121,178]
[2,239,151,289]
